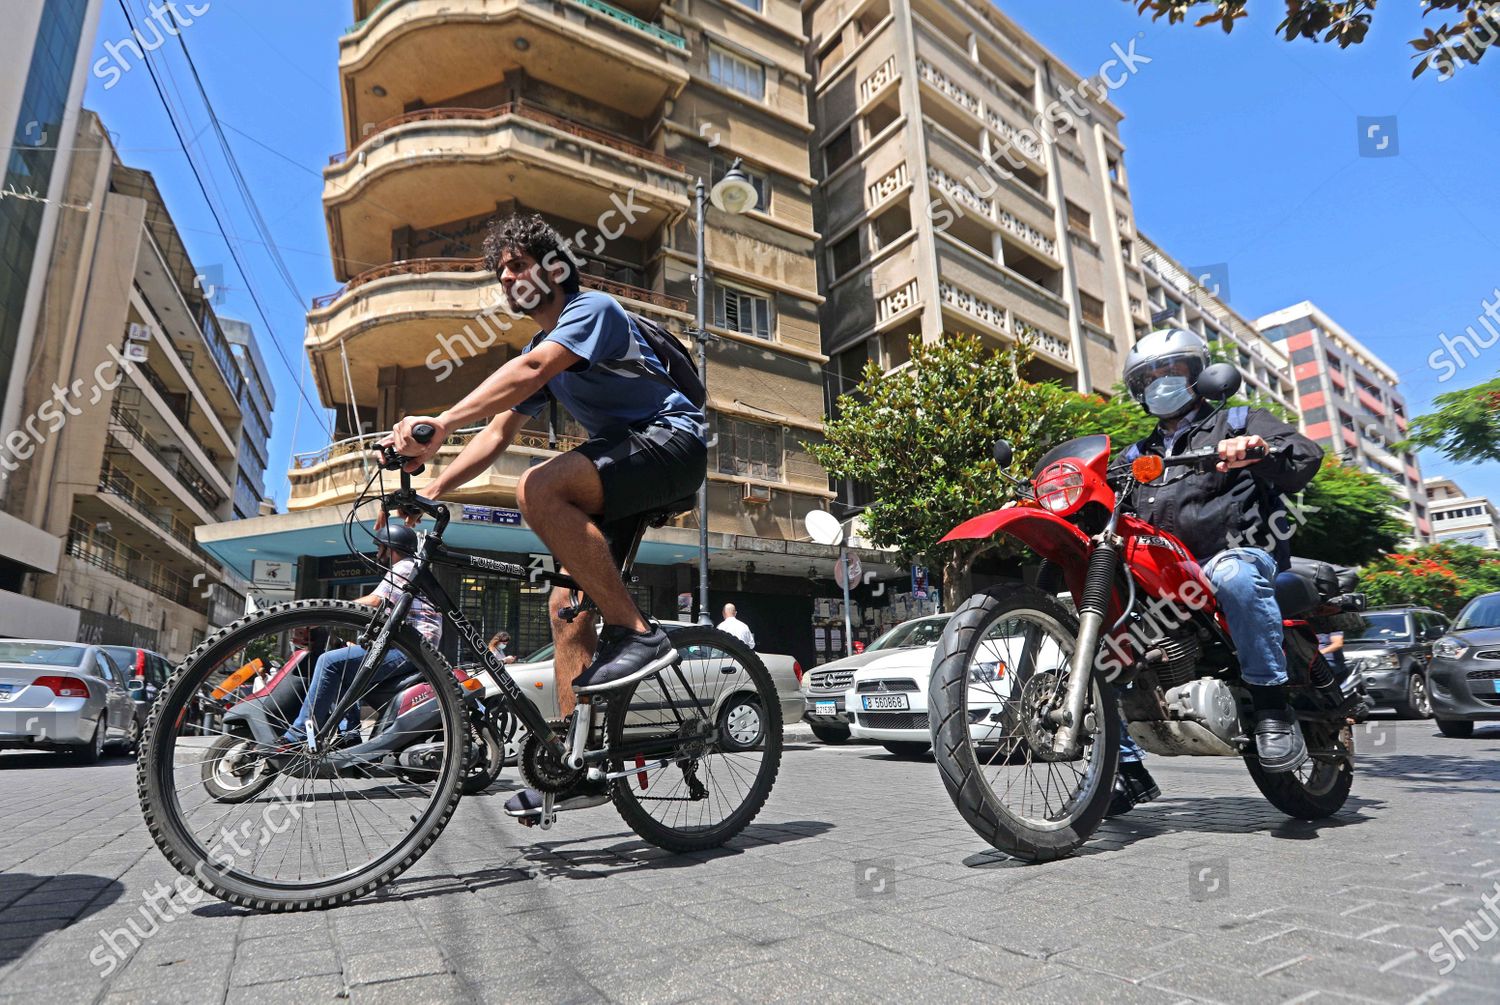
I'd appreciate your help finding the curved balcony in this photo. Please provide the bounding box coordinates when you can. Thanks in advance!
[339,0,689,136]
[323,103,690,280]
[305,258,689,414]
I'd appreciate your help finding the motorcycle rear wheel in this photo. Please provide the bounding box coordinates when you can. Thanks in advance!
[1243,721,1352,819]
[929,586,1118,862]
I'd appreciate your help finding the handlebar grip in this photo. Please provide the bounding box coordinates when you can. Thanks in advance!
[1244,444,1267,460]
[412,422,436,445]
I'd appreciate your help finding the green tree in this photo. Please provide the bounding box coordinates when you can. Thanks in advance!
[1397,375,1500,465]
[1358,543,1500,616]
[1127,1,1499,78]
[806,335,1081,608]
[1292,455,1407,565]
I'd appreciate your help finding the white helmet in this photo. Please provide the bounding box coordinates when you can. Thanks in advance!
[1123,328,1210,418]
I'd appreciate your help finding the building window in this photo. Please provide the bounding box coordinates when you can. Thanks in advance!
[1078,291,1106,330]
[829,230,861,278]
[825,125,855,174]
[1304,406,1328,425]
[716,284,773,340]
[1290,346,1317,366]
[730,0,763,10]
[712,156,769,212]
[715,415,783,482]
[709,46,765,100]
[1065,200,1092,239]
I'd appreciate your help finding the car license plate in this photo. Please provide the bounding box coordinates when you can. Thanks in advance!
[814,700,837,716]
[862,693,909,711]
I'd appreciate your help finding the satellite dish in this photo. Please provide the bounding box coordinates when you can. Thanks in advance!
[804,509,845,547]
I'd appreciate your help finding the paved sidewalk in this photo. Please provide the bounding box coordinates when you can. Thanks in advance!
[2,719,1499,1003]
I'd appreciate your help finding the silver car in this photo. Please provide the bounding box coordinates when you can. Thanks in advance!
[0,640,140,762]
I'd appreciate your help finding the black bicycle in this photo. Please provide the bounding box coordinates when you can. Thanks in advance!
[137,427,781,911]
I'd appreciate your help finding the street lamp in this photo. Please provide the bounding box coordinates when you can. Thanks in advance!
[694,158,758,625]
[805,509,854,658]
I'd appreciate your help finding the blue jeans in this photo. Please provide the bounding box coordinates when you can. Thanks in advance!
[283,644,407,744]
[1118,547,1286,763]
[1203,547,1287,686]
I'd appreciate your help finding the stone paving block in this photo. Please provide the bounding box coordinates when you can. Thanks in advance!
[226,973,347,1004]
[342,950,450,986]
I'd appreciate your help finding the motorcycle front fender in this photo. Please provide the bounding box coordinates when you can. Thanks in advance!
[942,506,1092,578]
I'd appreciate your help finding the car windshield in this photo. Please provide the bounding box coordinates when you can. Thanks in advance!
[1349,613,1411,642]
[1454,594,1500,631]
[868,617,950,651]
[0,642,87,667]
[102,647,141,671]
[520,642,555,663]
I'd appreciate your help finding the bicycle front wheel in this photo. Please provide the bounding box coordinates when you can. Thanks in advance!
[137,600,466,910]
[605,626,782,852]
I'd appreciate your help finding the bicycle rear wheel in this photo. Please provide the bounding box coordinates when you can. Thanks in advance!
[605,626,781,851]
[137,600,466,911]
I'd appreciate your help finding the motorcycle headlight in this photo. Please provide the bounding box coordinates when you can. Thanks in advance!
[1034,460,1087,516]
[969,660,1006,683]
[1432,638,1468,661]
[1363,653,1400,671]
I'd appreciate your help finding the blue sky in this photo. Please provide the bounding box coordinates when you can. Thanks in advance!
[82,1,1499,510]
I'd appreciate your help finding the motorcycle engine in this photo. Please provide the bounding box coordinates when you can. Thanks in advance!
[1163,678,1240,746]
[1145,634,1201,690]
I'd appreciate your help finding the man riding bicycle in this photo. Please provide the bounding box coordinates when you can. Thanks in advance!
[383,213,708,819]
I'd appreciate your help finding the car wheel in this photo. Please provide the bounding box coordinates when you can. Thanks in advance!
[69,720,105,765]
[881,741,930,759]
[809,724,850,745]
[120,716,142,758]
[1436,718,1475,739]
[718,695,764,752]
[1404,674,1432,720]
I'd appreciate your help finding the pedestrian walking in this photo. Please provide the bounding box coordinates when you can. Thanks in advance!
[488,630,517,664]
[717,604,755,650]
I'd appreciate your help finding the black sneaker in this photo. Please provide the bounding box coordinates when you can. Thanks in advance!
[1253,708,1309,773]
[573,625,677,693]
[503,776,610,822]
[1106,760,1161,817]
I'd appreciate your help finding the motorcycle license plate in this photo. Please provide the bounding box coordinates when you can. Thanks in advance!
[862,694,908,711]
[815,700,837,716]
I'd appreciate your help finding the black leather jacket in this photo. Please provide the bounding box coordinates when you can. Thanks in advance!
[1126,403,1324,567]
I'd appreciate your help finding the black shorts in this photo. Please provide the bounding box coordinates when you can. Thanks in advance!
[574,420,707,525]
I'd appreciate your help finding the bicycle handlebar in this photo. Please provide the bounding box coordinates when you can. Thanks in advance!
[374,423,448,533]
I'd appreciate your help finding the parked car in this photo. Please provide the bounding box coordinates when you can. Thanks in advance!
[1341,607,1449,718]
[0,641,140,761]
[101,645,175,721]
[840,615,1069,758]
[1426,591,1500,738]
[502,622,802,757]
[800,614,952,745]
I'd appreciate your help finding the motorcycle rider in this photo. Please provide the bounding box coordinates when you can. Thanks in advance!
[1110,329,1324,804]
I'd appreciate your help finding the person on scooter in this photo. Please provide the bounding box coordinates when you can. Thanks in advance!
[1109,329,1324,811]
[281,524,444,748]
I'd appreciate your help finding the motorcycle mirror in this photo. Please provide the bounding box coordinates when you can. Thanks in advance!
[991,439,1014,467]
[1131,455,1165,483]
[1195,363,1242,402]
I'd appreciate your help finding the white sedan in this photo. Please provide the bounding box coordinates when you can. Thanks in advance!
[845,627,1064,758]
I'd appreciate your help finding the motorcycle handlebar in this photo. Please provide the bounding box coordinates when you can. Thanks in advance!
[1162,443,1268,471]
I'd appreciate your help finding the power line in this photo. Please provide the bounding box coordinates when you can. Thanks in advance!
[116,0,332,438]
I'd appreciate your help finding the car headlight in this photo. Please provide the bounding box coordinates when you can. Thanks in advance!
[969,661,1005,683]
[1432,638,1468,660]
[1362,653,1400,671]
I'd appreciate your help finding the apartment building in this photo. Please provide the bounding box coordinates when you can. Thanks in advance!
[195,0,874,666]
[805,0,1152,429]
[1136,235,1295,414]
[1257,301,1429,543]
[0,110,249,657]
[1425,477,1500,551]
[222,317,275,520]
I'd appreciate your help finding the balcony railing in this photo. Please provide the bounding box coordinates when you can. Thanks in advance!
[66,533,195,610]
[330,99,685,171]
[107,405,225,512]
[98,458,197,551]
[345,0,686,48]
[311,259,689,314]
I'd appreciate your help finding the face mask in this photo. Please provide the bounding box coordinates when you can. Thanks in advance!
[1143,375,1196,417]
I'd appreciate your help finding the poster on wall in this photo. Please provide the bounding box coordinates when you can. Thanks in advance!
[677,592,693,614]
[911,564,929,601]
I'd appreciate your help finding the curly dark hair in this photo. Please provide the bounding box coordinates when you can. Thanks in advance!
[481,213,581,295]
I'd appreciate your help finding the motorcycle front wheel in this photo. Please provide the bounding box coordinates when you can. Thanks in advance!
[929,586,1119,862]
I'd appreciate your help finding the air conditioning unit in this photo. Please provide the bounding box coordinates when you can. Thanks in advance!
[127,323,150,341]
[123,343,149,363]
[742,483,772,504]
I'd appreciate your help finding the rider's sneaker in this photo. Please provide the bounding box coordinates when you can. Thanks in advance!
[573,625,677,693]
[1106,759,1160,817]
[504,776,610,824]
[1253,708,1309,773]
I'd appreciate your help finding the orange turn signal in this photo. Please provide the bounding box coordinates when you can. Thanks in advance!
[211,658,263,700]
[1131,455,1164,484]
[461,678,483,692]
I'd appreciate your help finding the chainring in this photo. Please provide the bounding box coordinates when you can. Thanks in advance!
[519,731,583,794]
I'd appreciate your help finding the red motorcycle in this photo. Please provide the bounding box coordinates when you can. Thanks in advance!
[927,364,1367,861]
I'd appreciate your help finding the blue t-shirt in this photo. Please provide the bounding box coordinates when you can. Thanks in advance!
[513,291,706,443]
